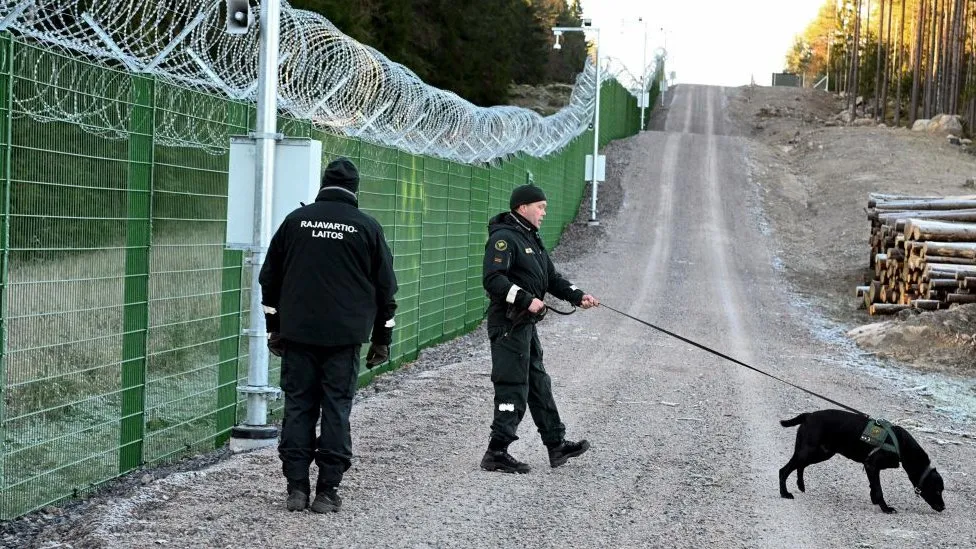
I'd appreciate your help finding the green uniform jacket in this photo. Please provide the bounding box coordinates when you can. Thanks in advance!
[483,211,585,327]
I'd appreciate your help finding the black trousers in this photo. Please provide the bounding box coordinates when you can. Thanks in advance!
[278,340,360,490]
[488,322,565,446]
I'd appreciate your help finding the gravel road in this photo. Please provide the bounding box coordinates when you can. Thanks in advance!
[20,84,975,548]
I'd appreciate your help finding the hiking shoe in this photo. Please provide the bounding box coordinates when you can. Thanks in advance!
[310,487,342,513]
[285,489,309,511]
[547,439,590,468]
[480,450,531,474]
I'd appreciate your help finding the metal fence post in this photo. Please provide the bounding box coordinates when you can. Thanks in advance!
[232,0,282,448]
[0,32,13,506]
[119,73,154,473]
[217,100,249,446]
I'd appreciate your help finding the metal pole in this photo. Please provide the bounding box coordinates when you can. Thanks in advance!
[826,33,831,92]
[589,30,601,225]
[640,20,647,131]
[233,0,282,446]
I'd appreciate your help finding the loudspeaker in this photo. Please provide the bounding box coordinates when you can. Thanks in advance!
[225,0,252,35]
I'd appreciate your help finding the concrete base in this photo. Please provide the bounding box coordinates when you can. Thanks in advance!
[230,436,278,453]
[229,425,279,453]
[587,219,600,226]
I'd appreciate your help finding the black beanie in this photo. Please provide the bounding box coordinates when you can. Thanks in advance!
[321,157,360,193]
[509,184,547,210]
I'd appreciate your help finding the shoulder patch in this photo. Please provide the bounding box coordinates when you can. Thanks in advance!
[494,240,508,251]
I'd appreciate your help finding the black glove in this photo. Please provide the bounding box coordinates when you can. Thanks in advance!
[268,332,284,357]
[365,343,390,369]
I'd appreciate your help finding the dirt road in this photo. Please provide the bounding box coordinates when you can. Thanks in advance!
[27,85,976,548]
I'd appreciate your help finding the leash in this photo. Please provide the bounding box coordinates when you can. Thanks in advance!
[545,303,577,315]
[600,303,868,417]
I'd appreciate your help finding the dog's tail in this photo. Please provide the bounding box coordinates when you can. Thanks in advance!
[779,413,808,428]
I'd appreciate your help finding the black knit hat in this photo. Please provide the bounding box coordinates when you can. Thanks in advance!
[321,157,360,193]
[509,184,547,210]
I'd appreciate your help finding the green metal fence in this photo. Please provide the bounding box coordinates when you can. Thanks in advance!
[0,34,641,519]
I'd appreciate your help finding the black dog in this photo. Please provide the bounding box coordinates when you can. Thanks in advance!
[779,409,945,513]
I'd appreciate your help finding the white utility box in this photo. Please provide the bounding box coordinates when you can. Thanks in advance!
[225,137,323,249]
[584,154,606,183]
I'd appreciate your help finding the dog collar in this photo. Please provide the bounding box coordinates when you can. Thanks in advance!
[915,465,935,496]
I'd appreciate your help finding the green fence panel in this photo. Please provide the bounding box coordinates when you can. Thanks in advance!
[1,42,131,518]
[145,82,234,465]
[443,161,470,339]
[418,157,449,347]
[466,166,490,329]
[391,150,423,364]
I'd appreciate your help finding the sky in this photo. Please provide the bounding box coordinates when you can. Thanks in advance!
[579,0,827,87]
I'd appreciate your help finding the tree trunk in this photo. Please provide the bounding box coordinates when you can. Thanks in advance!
[851,0,864,117]
[874,209,976,227]
[873,198,976,210]
[881,0,895,121]
[922,241,976,258]
[947,293,976,303]
[924,0,938,118]
[875,0,887,118]
[870,303,912,314]
[908,219,976,241]
[895,0,906,125]
[910,0,926,122]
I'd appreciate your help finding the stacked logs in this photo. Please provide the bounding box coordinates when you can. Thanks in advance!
[862,193,976,315]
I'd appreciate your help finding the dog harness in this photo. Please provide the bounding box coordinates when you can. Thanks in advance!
[860,418,900,458]
[861,418,938,498]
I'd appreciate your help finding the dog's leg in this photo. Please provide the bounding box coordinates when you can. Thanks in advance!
[797,448,834,493]
[864,463,896,514]
[779,456,801,499]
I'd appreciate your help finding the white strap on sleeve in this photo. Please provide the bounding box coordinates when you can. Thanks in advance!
[506,284,522,304]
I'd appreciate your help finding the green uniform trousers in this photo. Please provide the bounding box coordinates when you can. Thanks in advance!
[488,321,565,445]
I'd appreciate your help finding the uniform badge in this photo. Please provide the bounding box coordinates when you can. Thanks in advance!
[494,240,508,251]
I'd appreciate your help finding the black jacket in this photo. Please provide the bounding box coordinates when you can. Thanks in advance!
[259,187,398,346]
[482,211,584,326]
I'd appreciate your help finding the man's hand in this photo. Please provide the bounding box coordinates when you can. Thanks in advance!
[528,298,546,314]
[579,294,600,309]
[365,343,390,369]
[267,332,284,357]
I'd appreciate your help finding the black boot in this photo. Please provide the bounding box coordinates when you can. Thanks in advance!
[311,485,342,513]
[480,449,531,474]
[547,439,590,468]
[285,480,310,511]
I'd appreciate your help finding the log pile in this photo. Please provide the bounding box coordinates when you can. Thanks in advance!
[863,193,976,315]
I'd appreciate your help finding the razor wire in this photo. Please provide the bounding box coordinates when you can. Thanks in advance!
[0,0,613,163]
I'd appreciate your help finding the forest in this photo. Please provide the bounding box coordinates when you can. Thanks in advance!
[290,0,591,106]
[786,0,976,127]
